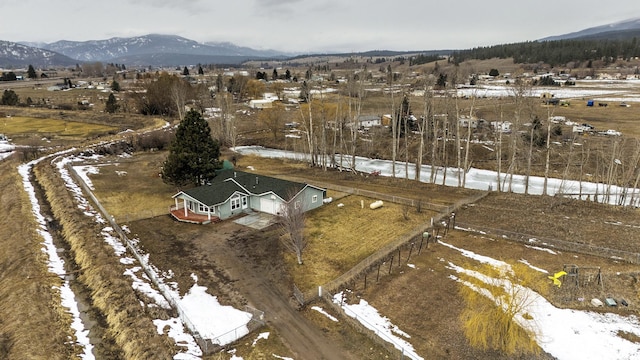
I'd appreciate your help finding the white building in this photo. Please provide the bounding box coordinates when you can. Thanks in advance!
[248,99,273,109]
[490,121,512,133]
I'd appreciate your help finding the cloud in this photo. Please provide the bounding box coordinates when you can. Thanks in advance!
[123,0,206,14]
[258,0,302,6]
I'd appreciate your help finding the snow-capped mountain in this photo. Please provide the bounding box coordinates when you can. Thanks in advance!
[33,34,289,66]
[0,41,77,68]
[540,17,640,41]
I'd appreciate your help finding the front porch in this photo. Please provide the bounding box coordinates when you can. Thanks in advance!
[169,206,220,225]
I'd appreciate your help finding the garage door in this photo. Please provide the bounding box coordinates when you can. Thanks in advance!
[259,197,277,214]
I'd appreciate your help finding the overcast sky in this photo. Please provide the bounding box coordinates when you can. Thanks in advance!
[2,0,640,53]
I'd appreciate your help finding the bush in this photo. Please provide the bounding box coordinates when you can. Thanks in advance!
[134,130,173,151]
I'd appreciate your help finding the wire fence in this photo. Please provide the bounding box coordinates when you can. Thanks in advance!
[67,164,265,354]
[292,178,451,213]
[296,190,489,305]
[454,221,640,264]
[322,291,421,360]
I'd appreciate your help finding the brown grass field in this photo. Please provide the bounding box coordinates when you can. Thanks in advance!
[86,152,177,222]
[86,149,640,359]
[2,116,117,142]
[4,58,640,359]
[0,159,76,360]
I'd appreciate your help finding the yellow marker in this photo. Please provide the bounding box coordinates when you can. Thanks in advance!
[548,271,567,287]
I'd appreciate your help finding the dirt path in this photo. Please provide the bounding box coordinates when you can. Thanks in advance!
[192,222,353,360]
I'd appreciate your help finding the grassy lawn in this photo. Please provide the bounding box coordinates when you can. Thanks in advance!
[87,152,177,222]
[1,116,118,142]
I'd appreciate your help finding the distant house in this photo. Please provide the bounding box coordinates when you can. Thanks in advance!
[248,99,273,109]
[347,115,382,129]
[490,121,512,133]
[459,116,479,129]
[170,170,326,224]
[549,116,566,124]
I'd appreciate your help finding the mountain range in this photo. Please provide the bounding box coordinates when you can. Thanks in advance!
[539,17,640,41]
[3,34,292,68]
[2,18,640,69]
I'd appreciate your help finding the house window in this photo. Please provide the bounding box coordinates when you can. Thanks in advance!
[198,203,209,213]
[312,195,318,203]
[231,197,241,210]
[294,201,301,209]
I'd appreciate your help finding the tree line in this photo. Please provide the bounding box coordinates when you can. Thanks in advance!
[451,37,640,67]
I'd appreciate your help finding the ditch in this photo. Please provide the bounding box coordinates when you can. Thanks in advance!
[30,171,121,359]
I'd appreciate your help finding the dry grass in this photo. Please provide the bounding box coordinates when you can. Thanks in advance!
[1,116,117,141]
[225,325,293,359]
[87,153,177,221]
[285,194,439,291]
[34,159,176,360]
[0,159,76,360]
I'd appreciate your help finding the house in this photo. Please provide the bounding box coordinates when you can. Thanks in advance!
[459,116,479,129]
[490,121,512,133]
[248,99,273,109]
[170,170,326,224]
[358,115,382,128]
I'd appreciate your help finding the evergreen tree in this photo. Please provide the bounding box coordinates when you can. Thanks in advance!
[0,72,17,81]
[198,65,204,75]
[1,90,19,106]
[27,65,37,79]
[182,66,190,76]
[436,73,447,88]
[111,80,121,92]
[105,93,119,113]
[272,68,278,81]
[285,69,291,80]
[162,109,221,187]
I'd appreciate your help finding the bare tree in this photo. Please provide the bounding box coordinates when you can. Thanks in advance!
[416,74,435,181]
[507,78,530,192]
[388,65,398,178]
[258,103,286,140]
[342,68,366,170]
[170,79,190,121]
[208,92,238,147]
[542,107,554,196]
[625,140,640,207]
[299,84,317,167]
[462,87,478,187]
[279,190,307,265]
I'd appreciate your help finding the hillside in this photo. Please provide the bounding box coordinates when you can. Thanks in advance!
[0,41,77,68]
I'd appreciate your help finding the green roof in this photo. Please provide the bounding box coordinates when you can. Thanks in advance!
[178,170,309,206]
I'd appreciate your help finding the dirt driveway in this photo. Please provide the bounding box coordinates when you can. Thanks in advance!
[130,215,362,359]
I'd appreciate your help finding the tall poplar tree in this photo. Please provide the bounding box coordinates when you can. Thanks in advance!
[162,109,221,187]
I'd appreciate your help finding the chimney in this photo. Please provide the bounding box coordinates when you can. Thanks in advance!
[256,176,259,185]
[234,171,236,178]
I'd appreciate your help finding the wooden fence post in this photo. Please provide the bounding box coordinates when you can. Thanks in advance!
[407,242,414,262]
